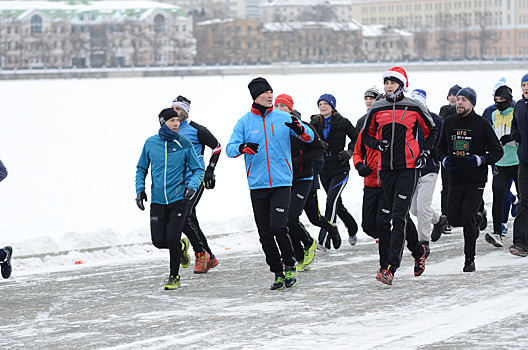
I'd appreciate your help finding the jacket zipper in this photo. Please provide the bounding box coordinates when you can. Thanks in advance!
[262,115,272,187]
[390,102,395,170]
[164,141,169,204]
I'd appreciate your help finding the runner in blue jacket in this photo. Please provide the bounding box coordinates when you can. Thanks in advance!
[135,108,205,290]
[226,77,314,290]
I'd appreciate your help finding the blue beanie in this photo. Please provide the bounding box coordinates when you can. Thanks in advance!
[456,87,477,106]
[521,73,528,85]
[317,93,337,110]
[448,84,462,98]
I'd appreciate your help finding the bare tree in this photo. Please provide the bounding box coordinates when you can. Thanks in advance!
[475,10,495,59]
[435,11,454,60]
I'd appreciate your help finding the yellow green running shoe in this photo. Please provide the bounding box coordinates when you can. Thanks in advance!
[284,266,298,288]
[302,238,317,271]
[164,275,181,290]
[270,273,285,290]
[180,238,190,268]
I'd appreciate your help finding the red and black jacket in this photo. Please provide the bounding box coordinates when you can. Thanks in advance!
[362,95,437,171]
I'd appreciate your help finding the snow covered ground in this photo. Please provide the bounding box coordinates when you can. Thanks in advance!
[0,68,527,348]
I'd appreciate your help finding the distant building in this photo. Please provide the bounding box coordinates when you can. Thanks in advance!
[0,0,196,69]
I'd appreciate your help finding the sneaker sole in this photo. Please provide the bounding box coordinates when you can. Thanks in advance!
[485,233,503,248]
[509,246,528,257]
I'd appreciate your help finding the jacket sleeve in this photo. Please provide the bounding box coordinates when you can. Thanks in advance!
[352,130,364,167]
[0,159,7,182]
[437,118,448,160]
[361,108,380,151]
[512,107,521,142]
[135,141,150,194]
[290,119,314,143]
[197,124,222,167]
[484,121,505,165]
[415,104,438,153]
[345,120,359,151]
[185,147,205,192]
[226,118,246,158]
[301,124,325,163]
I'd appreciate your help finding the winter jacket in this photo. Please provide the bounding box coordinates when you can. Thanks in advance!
[310,112,358,178]
[438,110,503,185]
[0,159,7,182]
[353,129,381,188]
[136,133,205,205]
[226,106,314,190]
[291,122,326,182]
[417,111,443,176]
[491,107,519,167]
[362,96,437,171]
[439,104,456,120]
[511,96,528,164]
[179,119,222,183]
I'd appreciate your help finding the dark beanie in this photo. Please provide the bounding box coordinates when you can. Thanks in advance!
[158,108,180,125]
[456,87,477,106]
[448,84,462,98]
[248,77,272,100]
[495,85,513,102]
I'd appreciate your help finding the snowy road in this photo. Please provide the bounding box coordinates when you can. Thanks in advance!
[1,228,528,349]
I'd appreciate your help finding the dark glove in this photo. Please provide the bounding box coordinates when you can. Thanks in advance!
[184,187,196,201]
[338,150,353,165]
[468,154,486,168]
[284,116,305,135]
[239,142,259,155]
[355,162,373,177]
[415,150,430,169]
[203,166,216,189]
[136,191,147,211]
[377,140,390,153]
[441,156,456,171]
[500,134,514,146]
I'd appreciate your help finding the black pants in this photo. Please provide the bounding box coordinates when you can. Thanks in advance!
[150,200,190,276]
[513,164,528,251]
[361,186,388,239]
[303,190,336,234]
[250,186,295,273]
[492,165,519,235]
[440,166,450,216]
[448,183,485,262]
[379,168,420,271]
[318,172,358,248]
[184,183,214,257]
[288,180,314,261]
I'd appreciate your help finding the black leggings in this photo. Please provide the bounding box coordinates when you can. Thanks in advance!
[288,180,314,261]
[318,172,358,249]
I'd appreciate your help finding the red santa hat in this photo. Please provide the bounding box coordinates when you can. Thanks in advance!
[382,66,409,92]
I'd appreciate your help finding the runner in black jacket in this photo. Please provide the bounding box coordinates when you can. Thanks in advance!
[438,87,503,272]
[310,93,359,250]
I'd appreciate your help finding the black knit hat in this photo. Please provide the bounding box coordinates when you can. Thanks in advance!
[158,108,180,125]
[495,85,513,102]
[248,77,273,100]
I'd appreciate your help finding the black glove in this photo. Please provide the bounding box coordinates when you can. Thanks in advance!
[500,134,514,146]
[184,187,196,201]
[203,166,216,189]
[338,149,353,165]
[468,154,486,168]
[136,191,147,211]
[377,140,390,153]
[284,116,305,135]
[415,150,430,169]
[239,142,259,155]
[355,162,373,177]
[441,156,456,171]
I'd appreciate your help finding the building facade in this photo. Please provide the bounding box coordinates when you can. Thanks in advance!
[0,1,195,69]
